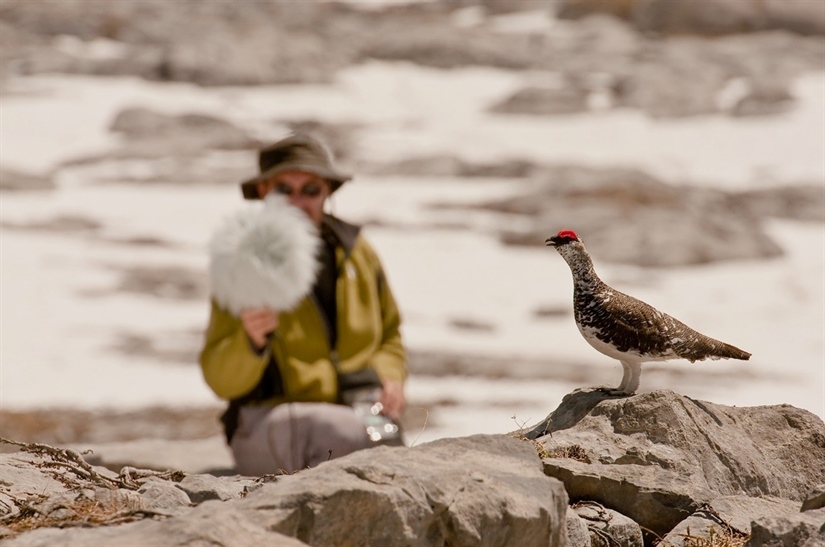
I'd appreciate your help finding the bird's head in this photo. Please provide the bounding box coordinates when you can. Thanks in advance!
[546,229,597,280]
[545,229,580,248]
[545,229,590,263]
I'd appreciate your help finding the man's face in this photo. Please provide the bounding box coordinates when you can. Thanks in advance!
[256,170,330,226]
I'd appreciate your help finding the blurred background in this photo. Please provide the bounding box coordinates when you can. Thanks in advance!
[1,0,823,473]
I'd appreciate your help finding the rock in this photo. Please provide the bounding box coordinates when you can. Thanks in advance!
[473,165,784,267]
[557,0,825,35]
[488,85,590,116]
[361,154,537,178]
[803,485,825,512]
[748,507,825,547]
[566,507,592,546]
[0,451,106,524]
[613,39,731,117]
[108,107,257,151]
[3,503,308,547]
[0,168,55,192]
[361,23,536,70]
[526,389,825,538]
[662,495,801,546]
[729,80,795,117]
[608,32,819,119]
[542,456,703,541]
[235,434,569,546]
[137,478,192,510]
[1,215,100,234]
[176,473,254,504]
[736,185,825,223]
[573,502,643,547]
[52,107,261,186]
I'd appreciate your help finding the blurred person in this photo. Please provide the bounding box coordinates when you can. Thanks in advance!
[200,134,407,475]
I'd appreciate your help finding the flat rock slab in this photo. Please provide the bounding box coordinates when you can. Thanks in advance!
[527,389,825,537]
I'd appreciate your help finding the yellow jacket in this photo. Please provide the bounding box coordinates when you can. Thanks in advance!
[200,216,406,405]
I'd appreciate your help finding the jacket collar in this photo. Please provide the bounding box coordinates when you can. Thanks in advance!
[321,214,361,256]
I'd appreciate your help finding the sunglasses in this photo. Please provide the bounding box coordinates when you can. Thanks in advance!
[271,182,324,198]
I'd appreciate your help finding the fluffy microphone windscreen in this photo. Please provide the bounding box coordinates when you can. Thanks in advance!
[209,194,320,315]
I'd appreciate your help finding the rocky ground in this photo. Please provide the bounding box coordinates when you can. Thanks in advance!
[2,390,824,546]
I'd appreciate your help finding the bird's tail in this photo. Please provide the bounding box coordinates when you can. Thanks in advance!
[715,342,751,361]
[681,334,751,362]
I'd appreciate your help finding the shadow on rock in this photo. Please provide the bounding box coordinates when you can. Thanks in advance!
[523,388,614,439]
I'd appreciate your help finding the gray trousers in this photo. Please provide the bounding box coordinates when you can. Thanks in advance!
[230,403,373,475]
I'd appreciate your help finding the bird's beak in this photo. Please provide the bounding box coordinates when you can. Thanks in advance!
[545,237,557,247]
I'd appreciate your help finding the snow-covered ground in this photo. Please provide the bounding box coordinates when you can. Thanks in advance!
[1,63,823,444]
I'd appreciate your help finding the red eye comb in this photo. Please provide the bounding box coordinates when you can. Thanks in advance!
[557,230,578,240]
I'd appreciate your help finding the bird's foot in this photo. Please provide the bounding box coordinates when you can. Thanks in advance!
[596,386,633,397]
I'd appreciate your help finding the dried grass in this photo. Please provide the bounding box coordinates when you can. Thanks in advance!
[677,526,749,547]
[0,438,180,540]
[510,432,592,464]
[2,496,161,537]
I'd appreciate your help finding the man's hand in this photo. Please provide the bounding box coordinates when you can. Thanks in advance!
[240,307,279,350]
[379,379,406,421]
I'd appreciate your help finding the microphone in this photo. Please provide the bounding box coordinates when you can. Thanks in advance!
[209,194,320,316]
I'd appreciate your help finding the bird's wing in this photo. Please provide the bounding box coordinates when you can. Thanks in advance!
[585,290,684,358]
[595,290,750,362]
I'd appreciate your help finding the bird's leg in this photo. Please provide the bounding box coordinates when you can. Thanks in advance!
[602,360,641,396]
[616,360,630,392]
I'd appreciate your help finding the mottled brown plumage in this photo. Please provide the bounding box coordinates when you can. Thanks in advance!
[546,229,750,395]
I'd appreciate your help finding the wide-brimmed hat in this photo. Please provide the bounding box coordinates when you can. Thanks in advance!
[240,134,351,200]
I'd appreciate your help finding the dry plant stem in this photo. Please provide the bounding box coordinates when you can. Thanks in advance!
[409,407,429,448]
[0,439,181,539]
[0,438,186,491]
[573,500,622,547]
[1,437,120,490]
[117,467,186,489]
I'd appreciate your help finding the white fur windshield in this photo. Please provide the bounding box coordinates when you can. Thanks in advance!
[209,194,320,315]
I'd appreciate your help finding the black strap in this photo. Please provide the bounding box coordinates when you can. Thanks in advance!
[221,354,284,443]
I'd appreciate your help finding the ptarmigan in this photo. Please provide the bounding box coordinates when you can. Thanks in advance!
[545,229,751,395]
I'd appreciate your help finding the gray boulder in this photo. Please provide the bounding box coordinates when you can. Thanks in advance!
[476,165,784,267]
[0,168,55,192]
[525,389,825,537]
[566,507,592,546]
[662,496,801,546]
[175,473,255,503]
[573,502,643,547]
[108,107,258,153]
[804,485,825,512]
[136,478,192,510]
[736,185,825,223]
[557,0,825,35]
[488,85,590,116]
[235,434,569,547]
[748,508,825,547]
